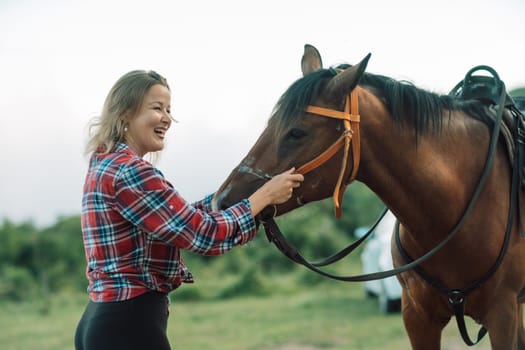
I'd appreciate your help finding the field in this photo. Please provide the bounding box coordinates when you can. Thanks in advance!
[0,278,492,350]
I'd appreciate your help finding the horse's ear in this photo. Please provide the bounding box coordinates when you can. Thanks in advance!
[327,53,372,98]
[301,44,323,76]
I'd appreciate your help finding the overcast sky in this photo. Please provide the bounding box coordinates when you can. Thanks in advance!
[1,0,524,227]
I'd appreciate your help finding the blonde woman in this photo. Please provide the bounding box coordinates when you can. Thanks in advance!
[75,70,303,350]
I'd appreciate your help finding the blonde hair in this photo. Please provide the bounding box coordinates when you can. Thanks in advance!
[85,70,170,155]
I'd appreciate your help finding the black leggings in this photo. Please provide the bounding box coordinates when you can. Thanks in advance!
[75,291,171,350]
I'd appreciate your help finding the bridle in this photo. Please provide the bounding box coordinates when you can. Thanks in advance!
[240,89,361,220]
[297,89,361,218]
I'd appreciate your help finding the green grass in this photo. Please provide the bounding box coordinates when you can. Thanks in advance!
[0,277,493,350]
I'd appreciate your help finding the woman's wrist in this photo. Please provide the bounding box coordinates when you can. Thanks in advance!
[248,188,270,217]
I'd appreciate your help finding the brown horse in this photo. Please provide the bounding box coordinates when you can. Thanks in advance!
[213,45,525,349]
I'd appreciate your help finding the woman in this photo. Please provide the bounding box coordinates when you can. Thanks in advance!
[75,70,303,350]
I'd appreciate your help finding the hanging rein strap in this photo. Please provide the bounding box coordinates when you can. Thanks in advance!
[297,90,360,218]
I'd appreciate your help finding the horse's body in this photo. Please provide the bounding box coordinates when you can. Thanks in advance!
[213,45,525,349]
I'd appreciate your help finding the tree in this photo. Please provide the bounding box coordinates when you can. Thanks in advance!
[0,220,39,301]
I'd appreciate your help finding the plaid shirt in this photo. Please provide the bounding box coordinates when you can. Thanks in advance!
[81,143,257,302]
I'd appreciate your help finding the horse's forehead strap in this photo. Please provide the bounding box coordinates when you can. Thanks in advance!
[305,92,360,122]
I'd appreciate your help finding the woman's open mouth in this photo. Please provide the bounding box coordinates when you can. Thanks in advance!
[154,128,166,138]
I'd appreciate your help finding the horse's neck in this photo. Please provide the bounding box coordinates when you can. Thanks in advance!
[357,92,489,235]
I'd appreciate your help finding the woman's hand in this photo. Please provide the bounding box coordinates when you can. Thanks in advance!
[248,168,304,217]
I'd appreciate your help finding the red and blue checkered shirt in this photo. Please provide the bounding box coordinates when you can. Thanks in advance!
[81,143,257,302]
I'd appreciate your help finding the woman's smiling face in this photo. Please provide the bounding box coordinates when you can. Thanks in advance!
[125,84,172,157]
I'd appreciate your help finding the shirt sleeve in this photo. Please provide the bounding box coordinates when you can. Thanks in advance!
[191,195,213,212]
[113,160,257,256]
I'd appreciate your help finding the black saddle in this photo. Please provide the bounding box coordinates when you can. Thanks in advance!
[450,65,517,109]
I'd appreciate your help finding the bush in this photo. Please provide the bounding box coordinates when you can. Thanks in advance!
[216,267,270,299]
[170,284,206,301]
[0,265,39,301]
[296,266,330,286]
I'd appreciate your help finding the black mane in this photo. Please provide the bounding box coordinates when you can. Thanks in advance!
[270,68,335,133]
[271,65,492,138]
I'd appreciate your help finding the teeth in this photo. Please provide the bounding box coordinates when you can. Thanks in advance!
[154,128,165,134]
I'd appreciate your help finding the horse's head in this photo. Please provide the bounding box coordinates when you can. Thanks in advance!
[214,45,370,221]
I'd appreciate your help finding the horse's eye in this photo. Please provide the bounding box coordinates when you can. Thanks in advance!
[287,128,306,140]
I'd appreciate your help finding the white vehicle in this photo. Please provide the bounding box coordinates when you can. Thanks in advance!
[358,210,402,313]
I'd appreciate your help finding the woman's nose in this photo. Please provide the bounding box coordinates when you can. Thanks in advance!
[162,112,177,127]
[165,111,178,124]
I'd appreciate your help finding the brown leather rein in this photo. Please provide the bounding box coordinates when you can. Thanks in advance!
[297,90,360,218]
